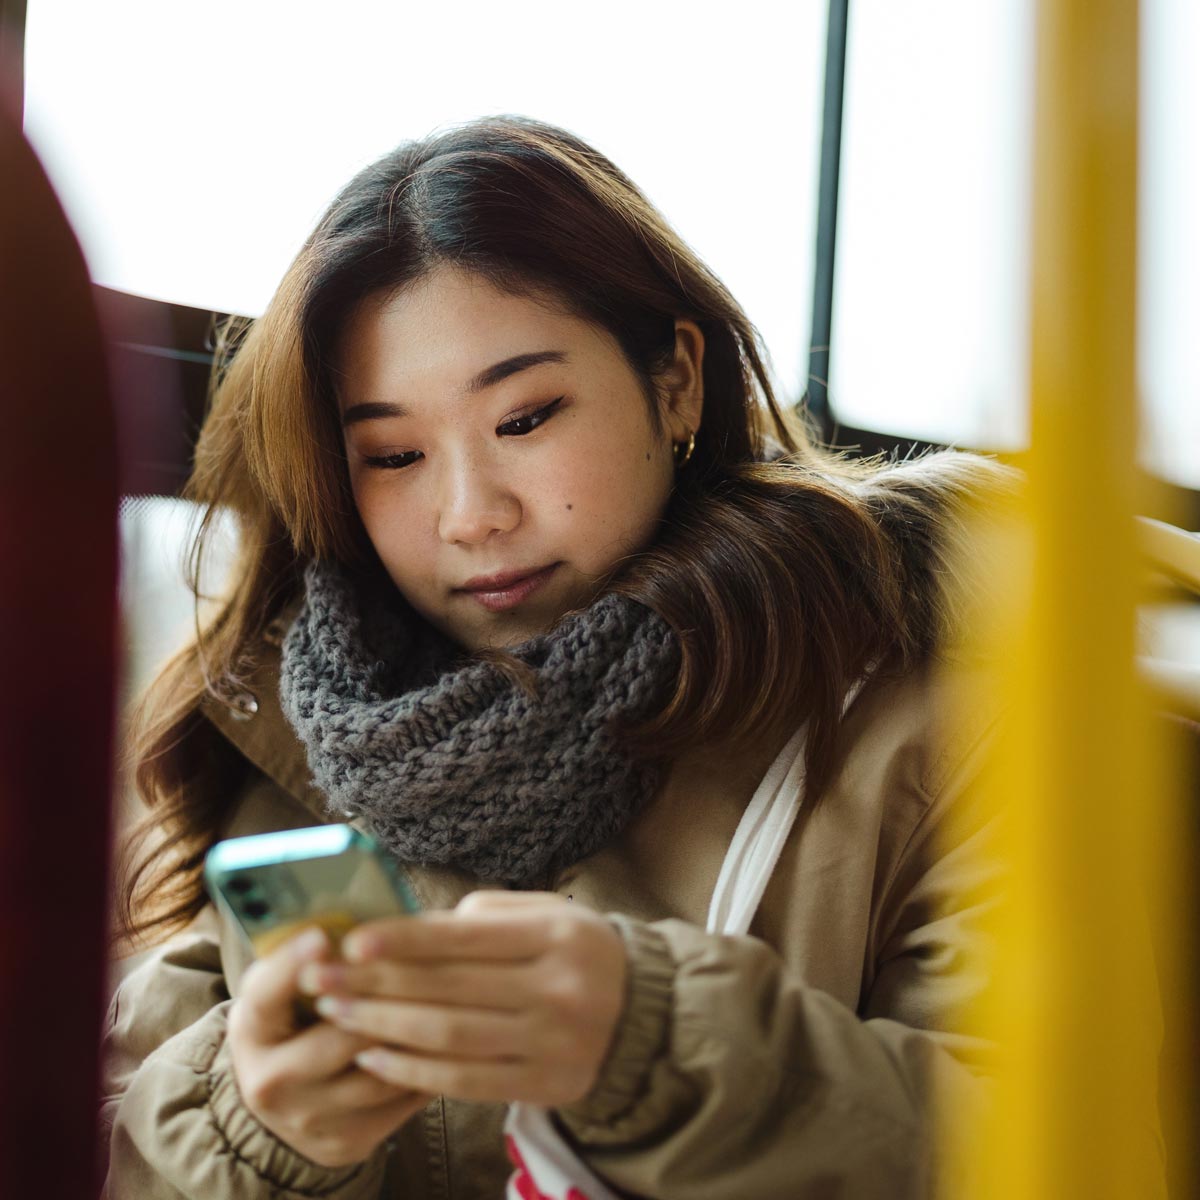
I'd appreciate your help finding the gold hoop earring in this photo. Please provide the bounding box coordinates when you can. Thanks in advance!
[673,431,696,469]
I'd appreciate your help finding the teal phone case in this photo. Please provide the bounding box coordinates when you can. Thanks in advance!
[203,824,420,955]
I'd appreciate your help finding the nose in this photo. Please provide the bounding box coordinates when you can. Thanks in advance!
[435,451,521,545]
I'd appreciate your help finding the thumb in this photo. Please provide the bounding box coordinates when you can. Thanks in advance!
[236,926,331,1044]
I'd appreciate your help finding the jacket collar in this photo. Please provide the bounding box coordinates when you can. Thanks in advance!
[199,625,330,824]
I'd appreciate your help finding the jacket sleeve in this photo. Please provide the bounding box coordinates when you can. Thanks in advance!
[555,766,1121,1200]
[560,918,989,1198]
[99,911,390,1200]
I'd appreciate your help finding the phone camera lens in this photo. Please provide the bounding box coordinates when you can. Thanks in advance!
[228,876,253,894]
[243,899,270,920]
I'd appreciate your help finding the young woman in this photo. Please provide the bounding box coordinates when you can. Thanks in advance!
[102,115,1013,1199]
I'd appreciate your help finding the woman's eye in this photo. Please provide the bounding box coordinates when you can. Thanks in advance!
[362,449,423,471]
[357,398,563,467]
[497,397,564,437]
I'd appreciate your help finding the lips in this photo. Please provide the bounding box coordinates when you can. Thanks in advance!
[456,563,560,613]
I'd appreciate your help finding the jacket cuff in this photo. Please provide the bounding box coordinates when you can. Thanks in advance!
[207,1035,374,1196]
[564,914,675,1128]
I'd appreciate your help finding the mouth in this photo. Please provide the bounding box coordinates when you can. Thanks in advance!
[455,563,561,613]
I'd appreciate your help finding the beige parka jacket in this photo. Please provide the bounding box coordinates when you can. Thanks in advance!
[96,630,1132,1199]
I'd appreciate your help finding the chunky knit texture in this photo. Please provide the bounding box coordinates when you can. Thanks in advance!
[279,560,680,886]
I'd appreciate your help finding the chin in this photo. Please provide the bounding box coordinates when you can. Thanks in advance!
[470,618,552,653]
[462,603,584,653]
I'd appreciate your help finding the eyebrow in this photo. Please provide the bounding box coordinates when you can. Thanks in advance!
[340,349,569,427]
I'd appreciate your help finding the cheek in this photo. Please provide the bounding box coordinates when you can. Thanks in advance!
[538,427,671,556]
[352,481,434,590]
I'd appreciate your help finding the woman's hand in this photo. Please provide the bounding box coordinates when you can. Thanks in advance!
[297,891,629,1108]
[226,927,431,1168]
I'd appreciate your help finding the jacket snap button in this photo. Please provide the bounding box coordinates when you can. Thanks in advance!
[228,691,259,719]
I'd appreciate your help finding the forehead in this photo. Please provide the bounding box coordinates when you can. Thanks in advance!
[334,268,613,405]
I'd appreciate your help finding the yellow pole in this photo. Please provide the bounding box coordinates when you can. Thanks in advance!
[966,1,1167,1196]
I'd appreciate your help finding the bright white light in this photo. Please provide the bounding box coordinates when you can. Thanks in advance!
[833,0,1199,487]
[831,0,1034,451]
[23,0,826,404]
[1140,0,1200,489]
[28,0,1193,484]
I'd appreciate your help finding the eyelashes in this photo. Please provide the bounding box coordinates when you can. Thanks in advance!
[362,448,423,470]
[496,396,564,436]
[361,397,565,471]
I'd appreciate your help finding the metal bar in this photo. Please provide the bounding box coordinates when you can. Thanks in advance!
[967,1,1166,1195]
[803,0,849,440]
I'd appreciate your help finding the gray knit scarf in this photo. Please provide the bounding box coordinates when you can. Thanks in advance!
[278,560,680,886]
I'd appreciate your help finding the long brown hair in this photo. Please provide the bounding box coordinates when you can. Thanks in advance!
[119,115,1013,947]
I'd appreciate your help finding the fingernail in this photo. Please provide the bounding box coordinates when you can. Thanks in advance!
[299,962,345,994]
[315,995,351,1021]
[290,927,328,961]
[296,963,321,994]
[355,1049,387,1073]
[342,932,374,963]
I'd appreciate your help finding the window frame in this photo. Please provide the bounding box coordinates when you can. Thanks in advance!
[8,0,1196,529]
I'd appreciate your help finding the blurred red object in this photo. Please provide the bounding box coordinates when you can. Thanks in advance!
[0,101,118,1197]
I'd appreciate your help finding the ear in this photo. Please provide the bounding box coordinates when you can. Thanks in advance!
[658,319,705,443]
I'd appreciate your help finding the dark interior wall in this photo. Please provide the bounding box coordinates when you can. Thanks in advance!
[0,0,27,121]
[95,286,228,496]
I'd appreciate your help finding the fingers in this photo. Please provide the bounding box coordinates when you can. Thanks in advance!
[227,928,440,1170]
[299,958,535,1011]
[317,1066,424,1112]
[284,893,628,1111]
[279,1016,380,1079]
[341,908,550,965]
[235,927,332,1045]
[455,889,566,913]
[232,1013,421,1146]
[357,1047,530,1102]
[314,995,532,1059]
[356,1047,589,1108]
[235,1022,369,1112]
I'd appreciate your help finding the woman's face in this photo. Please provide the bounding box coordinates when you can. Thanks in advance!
[336,266,704,650]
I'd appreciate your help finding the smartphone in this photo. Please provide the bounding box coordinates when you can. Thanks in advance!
[204,824,420,958]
